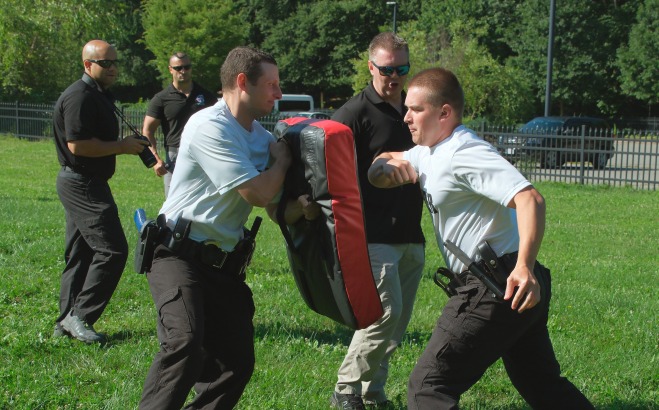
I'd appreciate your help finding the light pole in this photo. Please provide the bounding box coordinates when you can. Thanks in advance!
[544,0,556,116]
[386,1,397,33]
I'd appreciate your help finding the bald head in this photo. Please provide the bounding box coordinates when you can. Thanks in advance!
[82,40,119,90]
[82,40,115,62]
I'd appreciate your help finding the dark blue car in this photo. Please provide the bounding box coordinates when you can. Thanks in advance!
[520,116,615,169]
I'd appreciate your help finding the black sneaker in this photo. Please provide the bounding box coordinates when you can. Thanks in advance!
[61,312,106,344]
[364,400,394,409]
[330,392,365,410]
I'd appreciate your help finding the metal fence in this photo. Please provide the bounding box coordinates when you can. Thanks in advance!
[2,102,657,190]
[479,124,658,190]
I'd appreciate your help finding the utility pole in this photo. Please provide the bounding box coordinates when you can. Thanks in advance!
[544,0,556,116]
[386,1,398,33]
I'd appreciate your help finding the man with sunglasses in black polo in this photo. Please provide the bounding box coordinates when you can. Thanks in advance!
[329,32,425,410]
[142,52,218,197]
[53,39,149,344]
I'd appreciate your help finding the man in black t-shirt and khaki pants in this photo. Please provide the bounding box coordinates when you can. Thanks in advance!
[53,39,148,344]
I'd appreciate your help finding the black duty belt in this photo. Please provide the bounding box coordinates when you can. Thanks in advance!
[434,251,519,298]
[161,229,230,271]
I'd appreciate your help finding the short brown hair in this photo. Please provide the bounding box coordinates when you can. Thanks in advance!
[368,32,409,60]
[169,52,189,64]
[408,68,465,117]
[220,47,277,91]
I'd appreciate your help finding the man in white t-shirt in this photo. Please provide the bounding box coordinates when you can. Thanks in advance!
[368,68,594,409]
[139,47,290,410]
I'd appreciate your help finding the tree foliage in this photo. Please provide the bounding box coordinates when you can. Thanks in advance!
[417,0,523,63]
[412,5,533,123]
[238,0,306,47]
[141,0,247,92]
[506,0,641,116]
[617,0,659,112]
[0,0,146,102]
[257,0,386,107]
[0,0,654,121]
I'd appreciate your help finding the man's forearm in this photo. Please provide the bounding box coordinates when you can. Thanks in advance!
[142,116,163,160]
[68,138,124,157]
[238,160,289,208]
[368,155,396,188]
[368,152,416,188]
[142,131,162,160]
[514,188,546,268]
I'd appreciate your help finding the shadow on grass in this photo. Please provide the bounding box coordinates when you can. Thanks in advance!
[105,328,155,346]
[254,322,432,348]
[254,321,354,345]
[597,401,658,410]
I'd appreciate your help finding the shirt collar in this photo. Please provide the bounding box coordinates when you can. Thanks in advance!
[81,73,115,102]
[168,82,196,95]
[364,82,407,113]
[81,73,103,92]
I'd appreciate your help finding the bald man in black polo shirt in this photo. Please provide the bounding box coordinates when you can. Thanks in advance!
[53,39,148,344]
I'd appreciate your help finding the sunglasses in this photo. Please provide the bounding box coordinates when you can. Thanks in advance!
[171,64,192,72]
[87,59,119,69]
[370,61,410,77]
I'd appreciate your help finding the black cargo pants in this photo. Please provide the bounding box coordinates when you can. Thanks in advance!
[55,168,127,325]
[408,263,594,409]
[139,245,255,410]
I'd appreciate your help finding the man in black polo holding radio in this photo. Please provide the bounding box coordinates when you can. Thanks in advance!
[142,52,217,197]
[53,39,149,344]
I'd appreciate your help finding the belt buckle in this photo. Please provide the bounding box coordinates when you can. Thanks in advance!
[201,241,227,269]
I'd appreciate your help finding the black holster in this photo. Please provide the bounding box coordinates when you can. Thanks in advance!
[134,214,167,274]
[433,267,468,298]
[175,217,262,281]
[477,241,511,287]
[226,217,262,279]
[433,241,518,298]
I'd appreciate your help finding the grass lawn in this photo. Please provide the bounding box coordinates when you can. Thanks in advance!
[0,136,657,409]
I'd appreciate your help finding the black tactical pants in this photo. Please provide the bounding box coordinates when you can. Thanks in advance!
[408,264,594,409]
[139,245,255,410]
[55,168,127,325]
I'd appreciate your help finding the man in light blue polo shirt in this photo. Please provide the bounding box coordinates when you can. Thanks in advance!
[139,46,290,410]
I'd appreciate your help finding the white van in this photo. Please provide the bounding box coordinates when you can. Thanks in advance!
[274,94,314,113]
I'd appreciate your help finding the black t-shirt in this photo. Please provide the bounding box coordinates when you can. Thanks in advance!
[146,82,217,148]
[53,74,119,179]
[332,83,424,244]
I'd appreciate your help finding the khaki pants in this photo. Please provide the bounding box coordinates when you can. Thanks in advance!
[336,242,424,403]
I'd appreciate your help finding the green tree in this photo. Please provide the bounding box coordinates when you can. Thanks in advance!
[259,0,386,107]
[0,0,145,102]
[141,0,246,93]
[110,0,162,102]
[238,0,306,47]
[617,0,659,115]
[417,0,523,63]
[507,0,640,116]
[408,4,533,124]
